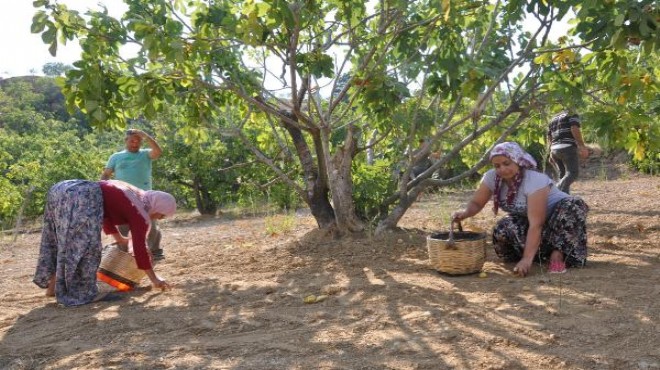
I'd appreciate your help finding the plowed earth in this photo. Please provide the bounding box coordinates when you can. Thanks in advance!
[1,159,659,369]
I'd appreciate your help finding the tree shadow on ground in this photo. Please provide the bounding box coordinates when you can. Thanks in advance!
[2,178,659,369]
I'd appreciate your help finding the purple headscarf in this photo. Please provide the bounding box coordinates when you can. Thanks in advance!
[144,191,177,217]
[489,142,537,214]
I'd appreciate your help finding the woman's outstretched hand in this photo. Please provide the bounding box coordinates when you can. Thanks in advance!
[146,269,171,291]
[151,277,171,291]
[513,258,533,277]
[451,211,467,222]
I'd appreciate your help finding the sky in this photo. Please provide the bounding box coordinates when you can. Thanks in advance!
[0,1,125,78]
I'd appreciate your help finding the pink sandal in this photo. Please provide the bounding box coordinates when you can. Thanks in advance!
[548,260,567,274]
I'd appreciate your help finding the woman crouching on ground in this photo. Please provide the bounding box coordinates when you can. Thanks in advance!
[33,179,176,306]
[452,142,589,276]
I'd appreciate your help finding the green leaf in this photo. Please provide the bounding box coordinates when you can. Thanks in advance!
[533,53,552,66]
[614,14,625,27]
[41,26,56,44]
[255,2,271,17]
[84,100,99,113]
[48,41,58,56]
[639,17,651,37]
[92,109,106,122]
[31,11,48,33]
[611,29,627,49]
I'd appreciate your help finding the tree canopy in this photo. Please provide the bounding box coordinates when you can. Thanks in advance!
[0,75,266,223]
[32,0,658,235]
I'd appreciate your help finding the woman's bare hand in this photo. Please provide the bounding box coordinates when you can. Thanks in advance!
[451,211,467,222]
[151,278,171,291]
[146,270,172,291]
[514,258,533,277]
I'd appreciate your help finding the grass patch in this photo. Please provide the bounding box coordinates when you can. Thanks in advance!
[264,213,297,235]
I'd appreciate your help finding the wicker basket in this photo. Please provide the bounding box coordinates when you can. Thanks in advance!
[427,227,487,275]
[97,243,145,291]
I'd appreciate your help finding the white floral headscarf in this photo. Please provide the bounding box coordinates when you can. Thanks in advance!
[489,142,537,214]
[489,142,537,169]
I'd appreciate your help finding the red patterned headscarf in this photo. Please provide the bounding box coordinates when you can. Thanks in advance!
[489,142,537,215]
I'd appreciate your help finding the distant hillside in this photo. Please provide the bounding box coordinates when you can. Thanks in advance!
[0,75,82,125]
[0,75,41,85]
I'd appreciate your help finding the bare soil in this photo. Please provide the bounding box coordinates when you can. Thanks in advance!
[1,165,659,369]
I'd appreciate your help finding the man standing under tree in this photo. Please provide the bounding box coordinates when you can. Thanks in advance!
[101,129,166,260]
[547,110,589,194]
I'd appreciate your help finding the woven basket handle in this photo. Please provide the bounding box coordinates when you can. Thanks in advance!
[446,219,463,250]
[452,219,463,233]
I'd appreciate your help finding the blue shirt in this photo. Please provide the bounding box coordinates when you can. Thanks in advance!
[105,149,153,190]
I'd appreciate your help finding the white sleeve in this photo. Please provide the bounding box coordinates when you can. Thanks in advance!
[523,171,553,195]
[480,169,497,191]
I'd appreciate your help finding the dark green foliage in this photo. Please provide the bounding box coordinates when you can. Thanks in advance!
[153,133,238,215]
[0,77,110,222]
[632,150,660,175]
[352,159,397,223]
[0,76,83,128]
[268,183,301,211]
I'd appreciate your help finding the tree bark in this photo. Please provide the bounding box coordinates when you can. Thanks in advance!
[193,176,217,215]
[280,111,336,229]
[328,124,364,233]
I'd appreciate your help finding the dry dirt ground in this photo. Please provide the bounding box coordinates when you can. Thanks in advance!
[1,168,659,369]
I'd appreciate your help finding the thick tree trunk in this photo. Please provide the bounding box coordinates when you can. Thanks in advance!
[307,182,336,229]
[375,197,415,234]
[328,162,364,233]
[193,177,217,215]
[280,111,336,229]
[328,124,364,233]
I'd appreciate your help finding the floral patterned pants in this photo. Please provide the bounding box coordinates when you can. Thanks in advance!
[492,197,589,267]
[33,180,104,306]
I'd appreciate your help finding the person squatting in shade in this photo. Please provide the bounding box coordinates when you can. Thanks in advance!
[33,179,176,306]
[451,142,589,276]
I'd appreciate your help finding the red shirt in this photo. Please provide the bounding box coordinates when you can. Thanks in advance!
[99,181,152,270]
